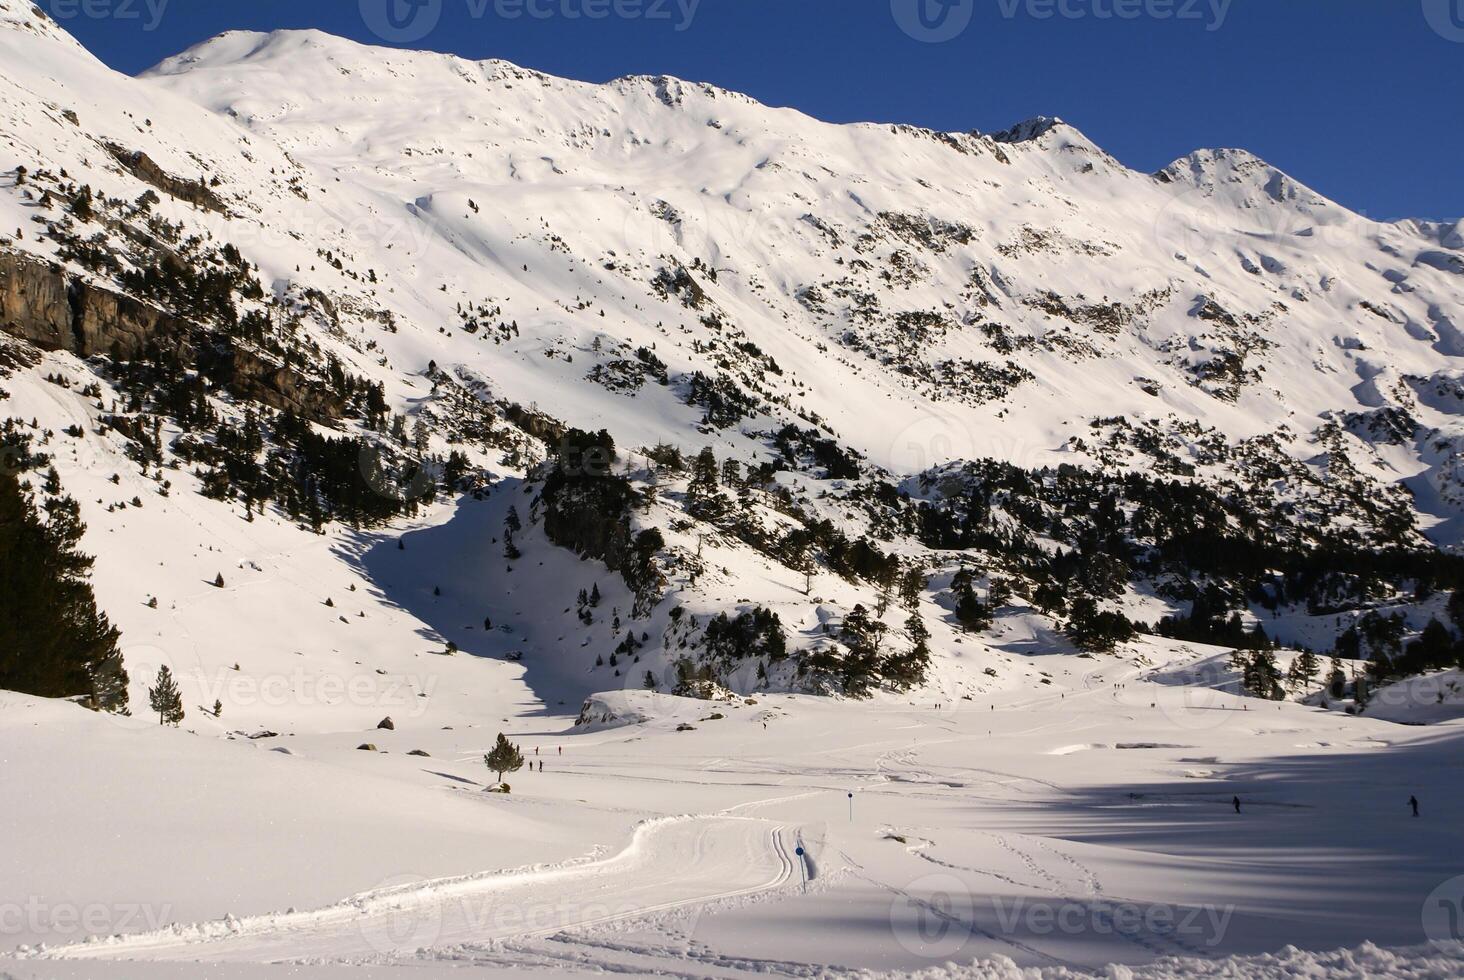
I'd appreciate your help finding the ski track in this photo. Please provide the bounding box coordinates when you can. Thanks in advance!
[44,815,798,965]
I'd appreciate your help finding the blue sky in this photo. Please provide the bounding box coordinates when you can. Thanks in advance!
[46,0,1464,221]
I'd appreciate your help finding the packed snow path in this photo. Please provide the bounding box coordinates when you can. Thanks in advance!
[50,817,800,964]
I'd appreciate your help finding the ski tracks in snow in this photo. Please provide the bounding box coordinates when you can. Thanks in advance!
[41,815,801,965]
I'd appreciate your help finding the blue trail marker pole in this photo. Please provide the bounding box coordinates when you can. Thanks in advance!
[848,791,854,822]
[795,846,807,890]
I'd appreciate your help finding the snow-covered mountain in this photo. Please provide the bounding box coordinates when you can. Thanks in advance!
[7,3,1464,975]
[4,0,1464,718]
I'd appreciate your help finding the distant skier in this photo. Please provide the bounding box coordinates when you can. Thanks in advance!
[1410,795,1420,818]
[1232,796,1242,814]
[484,617,492,631]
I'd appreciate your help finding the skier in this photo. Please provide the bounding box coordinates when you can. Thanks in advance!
[1410,795,1420,818]
[1232,796,1242,814]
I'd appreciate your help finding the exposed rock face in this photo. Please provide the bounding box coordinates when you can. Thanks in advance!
[0,249,187,359]
[72,280,192,361]
[205,344,346,422]
[0,249,341,421]
[0,251,72,351]
[504,403,566,445]
[104,143,228,214]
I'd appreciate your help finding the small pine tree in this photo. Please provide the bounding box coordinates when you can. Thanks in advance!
[1292,649,1321,687]
[148,664,184,726]
[484,733,524,783]
[213,698,223,718]
[1242,650,1284,701]
[900,567,925,612]
[644,671,658,691]
[213,573,225,588]
[686,447,724,519]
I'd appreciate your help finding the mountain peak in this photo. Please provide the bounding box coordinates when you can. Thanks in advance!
[988,115,1068,143]
[1158,146,1335,215]
[0,0,88,52]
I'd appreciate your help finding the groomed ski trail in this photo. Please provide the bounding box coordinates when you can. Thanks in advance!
[44,815,799,964]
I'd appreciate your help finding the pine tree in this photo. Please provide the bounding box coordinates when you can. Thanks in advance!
[720,457,742,490]
[1242,651,1283,701]
[0,468,126,711]
[686,447,724,519]
[484,733,524,783]
[147,664,184,726]
[900,567,925,612]
[1292,649,1321,687]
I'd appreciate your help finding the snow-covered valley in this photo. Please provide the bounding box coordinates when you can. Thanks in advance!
[2,0,1464,975]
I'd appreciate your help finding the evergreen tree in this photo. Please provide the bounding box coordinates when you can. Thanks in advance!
[1327,657,1348,699]
[147,664,184,726]
[883,612,932,690]
[899,567,926,612]
[720,457,742,490]
[1065,596,1135,652]
[0,469,126,711]
[1290,649,1321,687]
[1448,590,1464,636]
[686,447,724,519]
[1241,650,1284,701]
[484,733,524,783]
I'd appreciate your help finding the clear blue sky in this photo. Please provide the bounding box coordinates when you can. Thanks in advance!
[47,0,1463,221]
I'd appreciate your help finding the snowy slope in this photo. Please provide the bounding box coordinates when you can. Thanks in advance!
[3,4,1464,977]
[135,25,1464,528]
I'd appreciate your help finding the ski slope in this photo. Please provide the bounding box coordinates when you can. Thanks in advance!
[48,816,801,964]
[9,652,1464,975]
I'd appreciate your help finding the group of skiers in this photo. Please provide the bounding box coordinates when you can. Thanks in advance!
[1230,795,1419,817]
[525,745,564,774]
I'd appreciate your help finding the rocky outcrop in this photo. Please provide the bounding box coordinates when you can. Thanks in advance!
[0,251,73,351]
[0,250,188,359]
[105,143,227,215]
[208,345,346,422]
[72,280,192,361]
[504,403,566,445]
[0,249,341,422]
